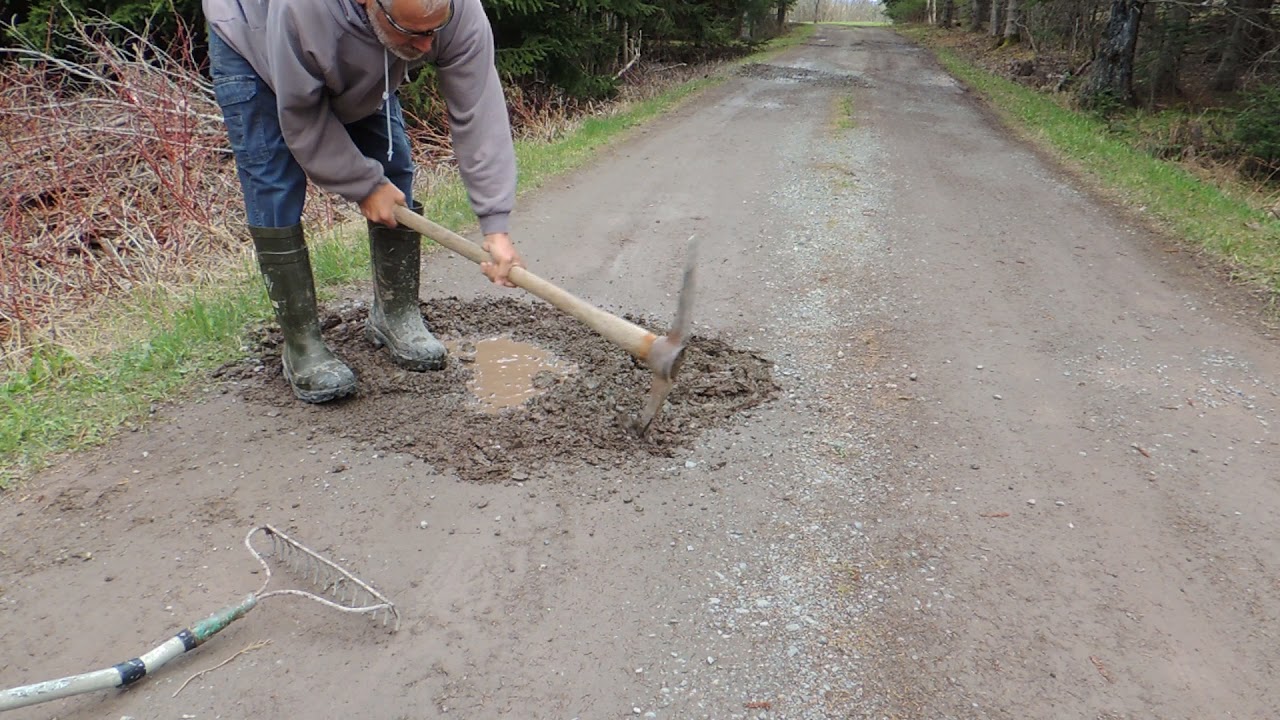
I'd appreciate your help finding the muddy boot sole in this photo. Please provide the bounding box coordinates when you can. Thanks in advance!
[282,355,357,403]
[365,322,447,372]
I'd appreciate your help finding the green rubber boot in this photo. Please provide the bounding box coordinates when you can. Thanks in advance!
[250,225,357,403]
[365,203,447,371]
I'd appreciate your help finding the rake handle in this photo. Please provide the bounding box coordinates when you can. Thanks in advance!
[392,206,658,363]
[0,595,257,712]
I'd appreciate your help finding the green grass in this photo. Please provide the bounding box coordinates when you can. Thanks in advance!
[914,37,1280,293]
[834,94,857,130]
[0,25,813,489]
[1,285,262,485]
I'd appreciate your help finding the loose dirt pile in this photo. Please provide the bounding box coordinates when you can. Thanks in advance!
[215,296,778,483]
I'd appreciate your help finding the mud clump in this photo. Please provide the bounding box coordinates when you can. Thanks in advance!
[216,297,778,483]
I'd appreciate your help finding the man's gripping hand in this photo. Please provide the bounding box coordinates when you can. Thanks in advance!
[481,233,523,288]
[359,181,406,227]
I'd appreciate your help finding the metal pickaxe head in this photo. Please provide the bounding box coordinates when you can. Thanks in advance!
[627,234,699,437]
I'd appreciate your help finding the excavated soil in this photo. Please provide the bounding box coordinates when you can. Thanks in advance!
[214,296,779,483]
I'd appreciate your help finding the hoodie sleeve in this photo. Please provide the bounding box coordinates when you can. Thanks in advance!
[266,0,388,204]
[435,0,517,235]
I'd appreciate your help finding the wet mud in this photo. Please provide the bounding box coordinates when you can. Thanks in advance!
[736,62,872,87]
[215,296,779,483]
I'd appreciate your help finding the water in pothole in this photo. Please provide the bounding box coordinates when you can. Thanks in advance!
[450,335,573,412]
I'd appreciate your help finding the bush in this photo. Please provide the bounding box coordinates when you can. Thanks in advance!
[1234,86,1280,176]
[883,0,928,24]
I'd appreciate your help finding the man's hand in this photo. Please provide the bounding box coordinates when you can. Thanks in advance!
[359,181,406,227]
[481,233,523,288]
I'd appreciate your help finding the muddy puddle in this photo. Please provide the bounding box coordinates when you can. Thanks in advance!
[215,296,778,483]
[447,335,575,412]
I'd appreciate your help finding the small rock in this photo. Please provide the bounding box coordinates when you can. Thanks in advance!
[1027,499,1037,506]
[685,460,697,469]
[1055,500,1066,507]
[786,623,802,631]
[706,657,716,665]
[419,520,429,529]
[971,463,980,470]
[993,394,1003,400]
[909,373,918,381]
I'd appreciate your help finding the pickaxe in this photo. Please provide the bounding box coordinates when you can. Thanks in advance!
[392,206,697,436]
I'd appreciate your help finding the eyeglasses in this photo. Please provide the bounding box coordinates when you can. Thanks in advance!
[375,0,454,38]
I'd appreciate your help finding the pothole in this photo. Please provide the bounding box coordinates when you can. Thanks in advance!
[217,296,780,483]
[735,62,872,88]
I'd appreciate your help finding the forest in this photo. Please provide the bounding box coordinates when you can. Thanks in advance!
[880,0,1279,176]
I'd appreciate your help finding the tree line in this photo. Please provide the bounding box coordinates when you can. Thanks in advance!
[1,0,802,98]
[883,0,1277,107]
[882,0,1279,175]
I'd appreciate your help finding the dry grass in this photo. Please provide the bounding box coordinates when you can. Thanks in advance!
[0,18,233,357]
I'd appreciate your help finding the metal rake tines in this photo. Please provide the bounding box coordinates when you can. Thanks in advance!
[244,525,401,632]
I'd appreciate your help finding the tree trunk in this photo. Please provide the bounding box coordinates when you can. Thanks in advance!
[1079,0,1145,107]
[941,0,955,26]
[1211,0,1263,91]
[777,0,787,28]
[1003,0,1020,42]
[1147,1,1190,101]
[971,0,989,32]
[990,0,1003,37]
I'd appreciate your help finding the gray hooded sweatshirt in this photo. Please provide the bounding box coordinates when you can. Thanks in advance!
[203,0,516,235]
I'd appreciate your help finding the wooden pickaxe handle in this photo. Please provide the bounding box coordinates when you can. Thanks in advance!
[392,205,658,365]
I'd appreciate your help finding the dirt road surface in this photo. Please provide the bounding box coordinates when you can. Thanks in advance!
[4,25,1280,720]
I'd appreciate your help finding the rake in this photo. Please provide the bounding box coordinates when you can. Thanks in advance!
[0,524,398,712]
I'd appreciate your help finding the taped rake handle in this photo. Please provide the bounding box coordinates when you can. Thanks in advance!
[0,595,256,712]
[393,206,659,365]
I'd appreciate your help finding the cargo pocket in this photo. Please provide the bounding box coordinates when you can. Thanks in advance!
[213,76,274,165]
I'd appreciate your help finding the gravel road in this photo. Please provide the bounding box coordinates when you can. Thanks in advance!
[3,25,1279,720]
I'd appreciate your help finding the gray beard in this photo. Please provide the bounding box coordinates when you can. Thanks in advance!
[370,17,425,61]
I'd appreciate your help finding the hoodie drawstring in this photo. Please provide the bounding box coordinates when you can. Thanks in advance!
[383,50,393,162]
